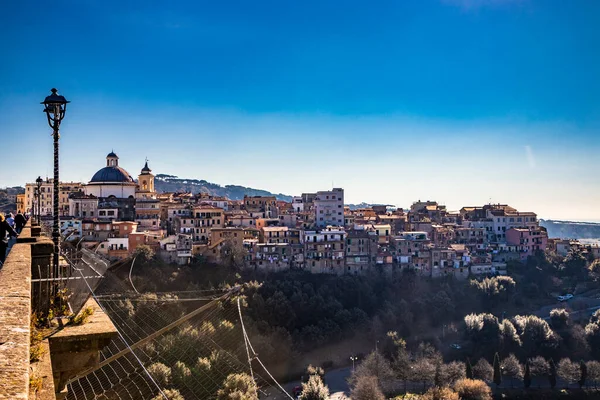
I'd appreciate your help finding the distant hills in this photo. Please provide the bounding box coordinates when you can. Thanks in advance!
[154,174,293,202]
[154,174,398,209]
[540,219,600,240]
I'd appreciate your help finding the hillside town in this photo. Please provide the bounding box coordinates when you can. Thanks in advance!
[18,151,599,278]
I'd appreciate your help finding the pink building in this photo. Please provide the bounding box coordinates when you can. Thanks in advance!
[506,227,548,261]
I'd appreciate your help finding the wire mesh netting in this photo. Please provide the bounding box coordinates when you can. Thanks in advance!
[60,245,291,400]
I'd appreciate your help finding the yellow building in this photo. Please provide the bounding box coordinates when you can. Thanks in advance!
[16,194,26,214]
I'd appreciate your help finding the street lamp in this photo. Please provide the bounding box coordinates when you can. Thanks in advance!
[35,176,43,225]
[350,356,358,372]
[42,88,69,278]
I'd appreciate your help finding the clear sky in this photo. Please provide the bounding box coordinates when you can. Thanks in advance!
[1,0,599,221]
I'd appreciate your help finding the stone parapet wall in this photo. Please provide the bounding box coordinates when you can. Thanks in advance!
[0,232,33,399]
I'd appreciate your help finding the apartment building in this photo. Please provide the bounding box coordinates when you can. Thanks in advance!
[314,188,344,228]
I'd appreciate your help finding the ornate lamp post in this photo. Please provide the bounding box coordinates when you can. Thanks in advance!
[35,176,43,225]
[41,88,69,277]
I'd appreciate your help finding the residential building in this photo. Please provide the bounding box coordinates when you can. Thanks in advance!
[345,229,378,274]
[314,188,344,228]
[304,226,346,274]
[68,192,98,218]
[506,227,548,261]
[244,195,278,218]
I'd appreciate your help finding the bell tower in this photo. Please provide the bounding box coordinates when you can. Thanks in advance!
[137,159,155,196]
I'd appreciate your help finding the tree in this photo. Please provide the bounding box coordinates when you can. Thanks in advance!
[528,356,549,388]
[473,358,493,382]
[512,315,559,357]
[579,360,587,388]
[586,360,600,389]
[299,374,330,400]
[439,361,466,387]
[172,361,191,387]
[219,240,248,269]
[557,358,580,388]
[549,359,557,389]
[549,308,570,330]
[411,357,437,390]
[493,353,502,387]
[453,378,493,400]
[500,319,521,350]
[466,359,474,379]
[147,362,171,387]
[562,248,587,278]
[585,319,600,359]
[217,373,258,400]
[589,259,600,280]
[501,354,523,388]
[392,338,412,392]
[306,364,325,378]
[470,276,516,309]
[133,244,155,264]
[464,313,501,355]
[350,375,385,400]
[349,351,395,391]
[523,360,531,388]
[422,386,460,400]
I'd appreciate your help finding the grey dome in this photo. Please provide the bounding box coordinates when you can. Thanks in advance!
[107,151,118,158]
[90,166,135,183]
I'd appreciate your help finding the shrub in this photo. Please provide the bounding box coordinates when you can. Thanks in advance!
[172,361,191,386]
[30,343,46,362]
[453,378,492,400]
[147,362,171,387]
[422,386,459,400]
[71,306,94,325]
[299,374,330,400]
[217,373,258,400]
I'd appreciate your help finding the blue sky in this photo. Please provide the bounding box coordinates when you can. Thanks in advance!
[1,0,599,221]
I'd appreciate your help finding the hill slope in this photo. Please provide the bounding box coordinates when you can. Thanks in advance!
[154,174,293,201]
[540,219,600,240]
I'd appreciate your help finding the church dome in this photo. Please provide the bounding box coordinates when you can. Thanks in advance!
[90,166,135,183]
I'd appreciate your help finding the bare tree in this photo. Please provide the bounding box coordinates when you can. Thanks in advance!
[412,358,437,390]
[557,358,580,388]
[220,239,248,269]
[437,361,466,387]
[528,356,549,388]
[586,360,600,389]
[473,358,493,382]
[351,375,385,400]
[349,351,395,392]
[501,354,523,388]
